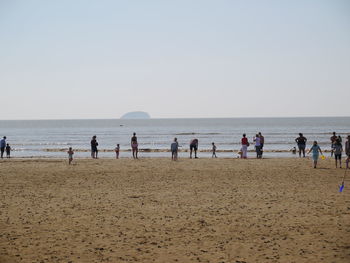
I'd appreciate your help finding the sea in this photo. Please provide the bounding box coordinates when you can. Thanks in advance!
[0,117,349,158]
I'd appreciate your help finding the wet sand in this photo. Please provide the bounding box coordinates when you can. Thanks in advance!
[1,158,349,263]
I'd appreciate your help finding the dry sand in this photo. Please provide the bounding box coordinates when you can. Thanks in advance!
[0,157,349,263]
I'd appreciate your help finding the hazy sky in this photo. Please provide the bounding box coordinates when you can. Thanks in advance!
[0,0,349,119]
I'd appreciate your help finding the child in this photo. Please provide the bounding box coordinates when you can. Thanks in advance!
[333,139,343,168]
[115,144,120,159]
[171,138,179,161]
[212,142,217,158]
[238,148,243,158]
[67,147,74,165]
[308,141,323,168]
[5,143,11,158]
[291,147,296,154]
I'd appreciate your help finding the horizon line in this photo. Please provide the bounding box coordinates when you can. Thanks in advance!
[0,115,349,121]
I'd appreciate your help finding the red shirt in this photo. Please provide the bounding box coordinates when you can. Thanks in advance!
[241,137,248,145]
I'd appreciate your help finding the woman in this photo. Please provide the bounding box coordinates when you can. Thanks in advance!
[131,132,138,159]
[241,134,249,159]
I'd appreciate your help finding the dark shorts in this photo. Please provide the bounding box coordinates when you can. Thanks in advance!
[190,144,197,151]
[0,147,4,154]
[255,145,261,152]
[298,144,305,150]
[335,154,342,160]
[91,147,98,152]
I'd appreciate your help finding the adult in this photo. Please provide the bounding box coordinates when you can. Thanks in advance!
[295,133,307,158]
[258,132,264,157]
[189,138,198,158]
[131,132,138,159]
[345,135,350,169]
[0,136,6,159]
[253,134,262,158]
[171,137,179,161]
[333,138,343,168]
[90,135,98,159]
[241,134,249,159]
[330,132,338,157]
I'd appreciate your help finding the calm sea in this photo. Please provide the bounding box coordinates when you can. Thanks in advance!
[0,117,349,158]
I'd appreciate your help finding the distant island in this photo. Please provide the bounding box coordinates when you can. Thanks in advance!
[120,111,151,119]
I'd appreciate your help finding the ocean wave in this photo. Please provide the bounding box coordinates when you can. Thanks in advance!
[39,148,335,153]
[175,132,221,135]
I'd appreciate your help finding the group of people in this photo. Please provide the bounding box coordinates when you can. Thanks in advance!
[2,132,349,169]
[0,136,11,159]
[240,132,265,159]
[295,132,350,168]
[83,131,348,169]
[81,132,265,163]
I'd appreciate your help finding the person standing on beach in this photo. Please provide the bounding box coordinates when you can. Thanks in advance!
[345,135,350,169]
[333,139,343,168]
[330,132,338,157]
[212,142,217,158]
[259,132,264,157]
[0,136,6,158]
[254,134,262,158]
[308,141,323,168]
[295,133,307,158]
[131,133,138,159]
[115,144,120,159]
[190,138,198,158]
[67,147,74,164]
[241,134,249,159]
[91,135,98,159]
[171,138,179,161]
[5,144,11,158]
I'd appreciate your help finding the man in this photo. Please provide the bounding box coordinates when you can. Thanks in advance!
[90,135,98,159]
[254,134,262,159]
[295,133,307,158]
[258,132,264,158]
[0,136,6,158]
[190,138,198,158]
[330,132,338,157]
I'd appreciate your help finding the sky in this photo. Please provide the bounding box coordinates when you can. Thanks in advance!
[0,0,349,119]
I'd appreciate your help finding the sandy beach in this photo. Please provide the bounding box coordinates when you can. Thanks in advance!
[0,157,349,263]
